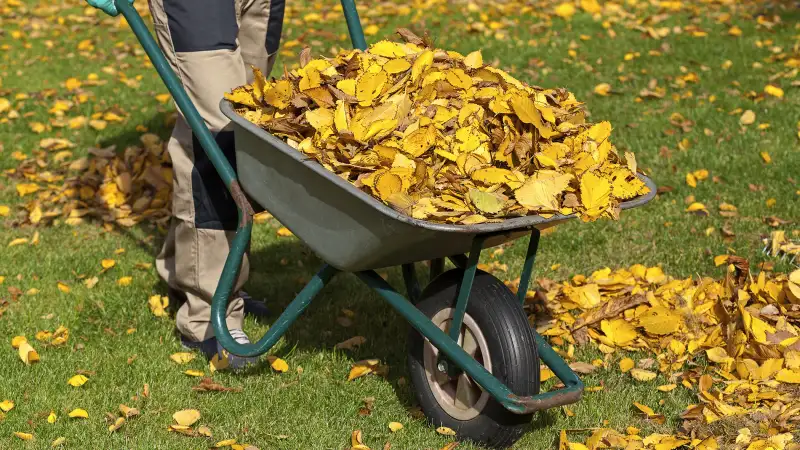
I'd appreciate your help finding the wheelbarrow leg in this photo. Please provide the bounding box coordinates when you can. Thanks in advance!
[517,228,541,304]
[402,263,422,303]
[429,258,445,280]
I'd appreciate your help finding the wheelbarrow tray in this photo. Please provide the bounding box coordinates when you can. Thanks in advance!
[221,100,656,272]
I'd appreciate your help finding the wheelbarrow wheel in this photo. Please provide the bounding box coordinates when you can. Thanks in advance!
[407,269,540,449]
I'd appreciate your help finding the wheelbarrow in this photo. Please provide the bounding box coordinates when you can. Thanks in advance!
[115,0,657,447]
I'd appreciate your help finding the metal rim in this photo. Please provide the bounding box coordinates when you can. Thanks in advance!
[423,308,491,421]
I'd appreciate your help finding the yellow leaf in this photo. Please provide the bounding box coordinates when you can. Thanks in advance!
[348,359,380,381]
[464,50,483,69]
[601,319,637,346]
[685,202,708,213]
[740,110,755,125]
[515,171,573,212]
[67,374,88,387]
[764,85,784,98]
[436,426,456,436]
[619,358,635,373]
[184,369,205,377]
[57,282,70,293]
[760,151,771,164]
[148,295,169,317]
[580,172,611,220]
[16,183,40,197]
[155,93,171,104]
[47,411,57,423]
[554,2,576,19]
[269,357,289,373]
[657,384,677,392]
[170,352,196,364]
[172,409,201,426]
[388,422,403,432]
[14,432,33,441]
[411,50,434,83]
[638,306,682,335]
[117,276,132,286]
[108,417,125,432]
[101,259,116,269]
[68,408,88,419]
[775,369,800,384]
[65,77,81,90]
[209,352,229,373]
[714,255,729,266]
[510,95,556,138]
[51,437,66,447]
[18,341,40,365]
[215,439,237,447]
[8,237,28,247]
[0,205,10,216]
[0,399,15,412]
[277,227,294,237]
[593,83,611,96]
[630,368,657,382]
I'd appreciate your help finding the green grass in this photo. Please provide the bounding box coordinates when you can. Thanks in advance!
[1,0,798,448]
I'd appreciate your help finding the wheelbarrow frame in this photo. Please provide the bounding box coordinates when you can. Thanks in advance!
[116,0,655,416]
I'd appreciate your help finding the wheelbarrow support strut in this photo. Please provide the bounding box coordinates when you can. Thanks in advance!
[115,0,582,416]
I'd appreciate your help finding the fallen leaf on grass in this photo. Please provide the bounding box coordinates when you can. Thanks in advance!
[51,436,65,447]
[18,341,40,365]
[172,409,200,426]
[1,400,14,412]
[633,402,666,424]
[336,336,367,350]
[569,362,596,374]
[267,356,289,373]
[184,369,204,377]
[192,377,242,393]
[68,408,88,419]
[67,374,88,387]
[348,359,382,381]
[108,417,125,432]
[437,426,456,436]
[388,422,403,432]
[14,432,33,441]
[119,404,140,418]
[630,368,656,382]
[148,295,169,317]
[169,352,195,364]
[48,411,57,423]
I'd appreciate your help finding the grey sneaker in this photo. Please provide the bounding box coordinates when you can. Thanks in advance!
[181,328,259,371]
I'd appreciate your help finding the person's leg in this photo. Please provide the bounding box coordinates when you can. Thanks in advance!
[238,0,285,80]
[148,0,251,352]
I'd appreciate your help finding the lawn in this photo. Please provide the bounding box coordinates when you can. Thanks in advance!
[0,0,798,448]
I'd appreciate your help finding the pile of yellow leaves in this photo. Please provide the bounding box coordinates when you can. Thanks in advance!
[7,134,172,228]
[225,29,649,224]
[532,260,800,448]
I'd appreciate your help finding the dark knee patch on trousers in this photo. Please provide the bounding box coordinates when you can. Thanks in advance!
[266,0,285,55]
[191,131,239,230]
[163,0,238,52]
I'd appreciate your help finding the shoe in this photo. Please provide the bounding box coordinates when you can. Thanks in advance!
[181,328,259,371]
[239,290,270,318]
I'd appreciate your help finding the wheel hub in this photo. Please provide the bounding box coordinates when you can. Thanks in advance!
[423,308,492,421]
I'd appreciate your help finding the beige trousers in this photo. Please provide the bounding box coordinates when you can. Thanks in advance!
[148,0,284,341]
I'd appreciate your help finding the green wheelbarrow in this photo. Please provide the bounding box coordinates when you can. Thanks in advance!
[116,0,656,447]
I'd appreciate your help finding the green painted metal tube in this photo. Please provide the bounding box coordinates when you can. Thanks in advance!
[402,264,421,303]
[355,270,526,414]
[448,237,484,343]
[517,229,541,304]
[117,0,237,187]
[213,265,339,357]
[340,0,367,50]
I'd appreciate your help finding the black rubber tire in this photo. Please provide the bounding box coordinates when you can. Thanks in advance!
[408,269,540,449]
